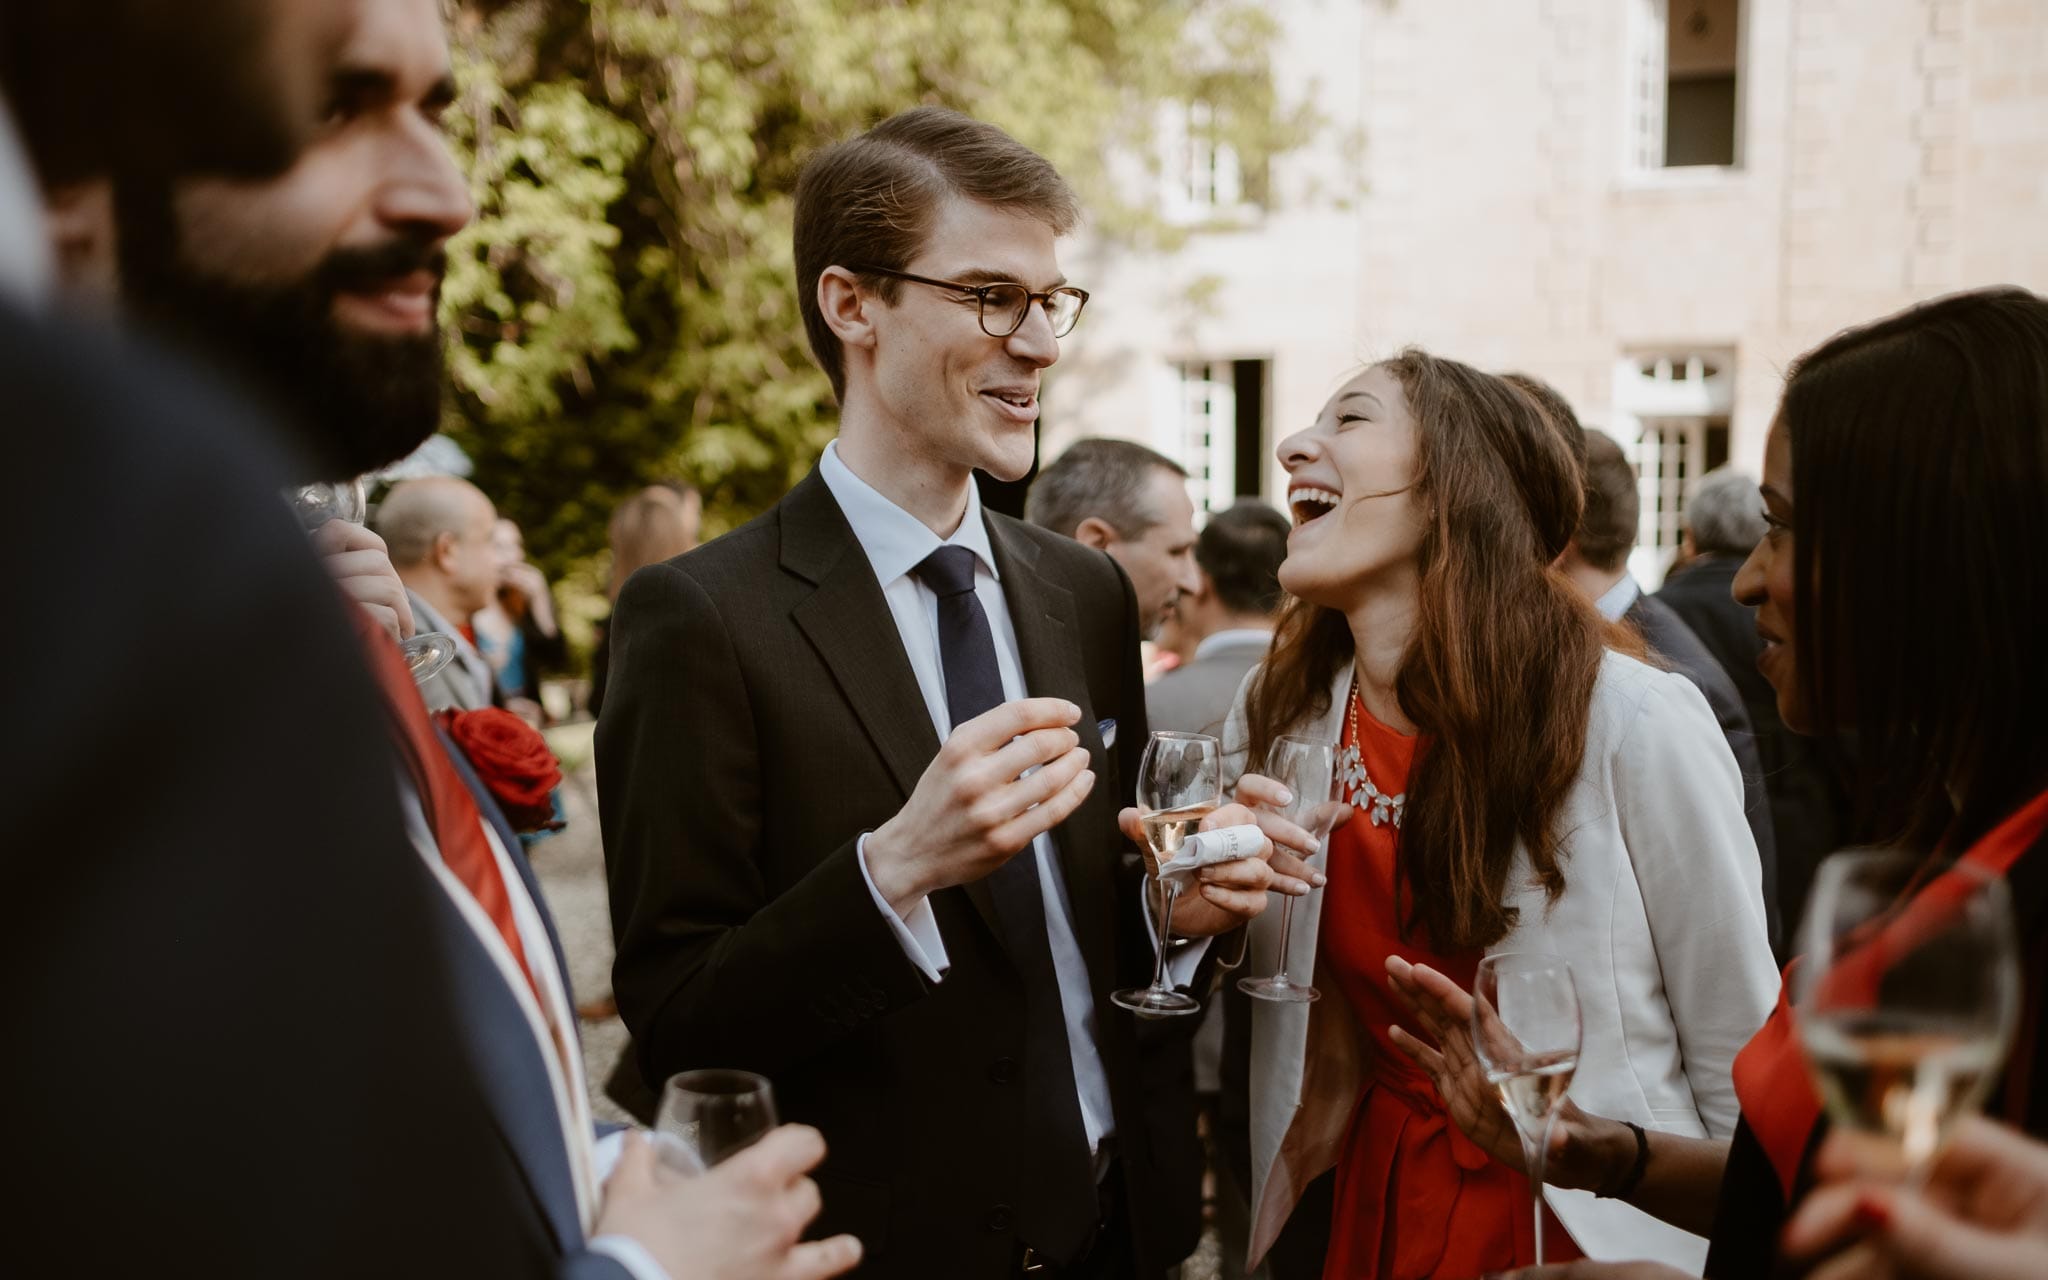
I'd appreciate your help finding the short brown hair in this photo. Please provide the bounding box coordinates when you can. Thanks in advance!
[793,107,1079,401]
[1024,437,1185,540]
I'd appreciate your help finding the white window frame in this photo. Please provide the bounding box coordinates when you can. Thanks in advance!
[1159,101,1254,226]
[1622,0,1746,180]
[1610,351,1736,582]
[1164,360,1239,518]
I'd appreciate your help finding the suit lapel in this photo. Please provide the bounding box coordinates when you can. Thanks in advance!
[436,723,574,992]
[987,517,1118,985]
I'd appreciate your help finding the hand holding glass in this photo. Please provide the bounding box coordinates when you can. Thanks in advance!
[1113,731,1221,1018]
[1238,735,1338,1004]
[1471,953,1581,1267]
[288,477,458,683]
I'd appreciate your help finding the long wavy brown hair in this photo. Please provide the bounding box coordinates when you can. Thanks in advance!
[1245,349,1613,950]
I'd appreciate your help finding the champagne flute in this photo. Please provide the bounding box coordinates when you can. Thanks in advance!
[1113,731,1221,1018]
[653,1068,778,1173]
[1238,734,1338,1003]
[1471,952,1581,1267]
[1793,848,2020,1172]
[288,477,459,683]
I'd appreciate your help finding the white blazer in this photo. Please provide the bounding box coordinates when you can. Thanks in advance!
[1230,650,1780,1274]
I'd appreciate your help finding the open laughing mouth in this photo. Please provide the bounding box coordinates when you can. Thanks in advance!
[980,387,1039,422]
[1288,486,1341,527]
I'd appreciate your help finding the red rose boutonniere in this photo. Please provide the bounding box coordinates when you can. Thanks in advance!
[437,707,563,833]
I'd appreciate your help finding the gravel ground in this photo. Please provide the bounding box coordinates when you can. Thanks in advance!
[529,728,1223,1276]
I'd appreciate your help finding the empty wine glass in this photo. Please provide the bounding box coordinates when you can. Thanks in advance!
[288,477,458,683]
[1793,848,2020,1173]
[1471,953,1581,1267]
[1238,734,1339,1004]
[654,1068,778,1173]
[1113,731,1221,1018]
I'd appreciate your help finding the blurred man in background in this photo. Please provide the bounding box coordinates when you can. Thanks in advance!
[1027,437,1202,641]
[1146,500,1288,739]
[380,476,506,711]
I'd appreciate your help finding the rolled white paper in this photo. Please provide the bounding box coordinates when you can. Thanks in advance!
[1157,823,1266,883]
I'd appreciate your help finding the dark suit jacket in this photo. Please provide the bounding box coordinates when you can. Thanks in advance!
[1656,554,1846,938]
[597,468,1201,1277]
[4,301,549,1276]
[433,726,636,1280]
[1625,591,1783,951]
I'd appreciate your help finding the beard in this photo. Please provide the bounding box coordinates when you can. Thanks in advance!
[114,177,448,483]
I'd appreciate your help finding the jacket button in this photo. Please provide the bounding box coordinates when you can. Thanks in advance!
[988,1057,1017,1084]
[985,1204,1014,1233]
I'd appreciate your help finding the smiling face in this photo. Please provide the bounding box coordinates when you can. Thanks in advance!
[1732,417,1805,731]
[114,0,471,480]
[1275,365,1429,614]
[856,197,1064,484]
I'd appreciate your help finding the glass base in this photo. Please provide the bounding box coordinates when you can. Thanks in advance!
[402,632,458,683]
[1238,974,1320,1004]
[1112,985,1201,1018]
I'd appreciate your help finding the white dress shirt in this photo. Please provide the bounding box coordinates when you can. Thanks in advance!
[1593,573,1641,622]
[820,441,1145,1160]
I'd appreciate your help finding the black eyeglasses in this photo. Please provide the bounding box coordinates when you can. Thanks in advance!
[848,264,1090,338]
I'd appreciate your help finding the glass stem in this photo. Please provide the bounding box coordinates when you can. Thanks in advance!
[1151,878,1182,992]
[1272,897,1297,985]
[1527,1120,1551,1267]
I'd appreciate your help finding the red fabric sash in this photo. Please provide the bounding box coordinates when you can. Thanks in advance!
[1732,786,2048,1195]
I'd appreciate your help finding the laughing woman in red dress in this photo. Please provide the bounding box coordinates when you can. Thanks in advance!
[1224,349,1778,1278]
[1387,287,2048,1280]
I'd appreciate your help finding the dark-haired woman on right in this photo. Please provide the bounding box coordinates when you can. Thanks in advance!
[1389,286,2048,1280]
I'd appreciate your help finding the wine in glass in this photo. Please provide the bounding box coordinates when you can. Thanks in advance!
[1471,952,1581,1267]
[654,1068,778,1173]
[1113,731,1221,1018]
[1238,734,1338,1003]
[1793,848,2020,1171]
[288,477,459,683]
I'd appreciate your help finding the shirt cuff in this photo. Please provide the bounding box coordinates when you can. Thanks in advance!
[857,832,950,981]
[588,1234,672,1280]
[591,1128,628,1185]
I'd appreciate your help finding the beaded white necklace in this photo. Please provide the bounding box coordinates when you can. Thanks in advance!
[1335,686,1407,828]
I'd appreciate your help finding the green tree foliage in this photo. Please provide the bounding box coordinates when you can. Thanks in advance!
[441,0,1308,619]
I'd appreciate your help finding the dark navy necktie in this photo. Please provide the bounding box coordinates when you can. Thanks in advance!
[912,545,1100,1262]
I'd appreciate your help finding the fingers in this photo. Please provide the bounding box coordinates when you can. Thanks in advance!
[1811,1128,1913,1186]
[1780,1182,1881,1260]
[606,1129,656,1192]
[783,1235,865,1280]
[989,760,1095,851]
[1196,883,1271,919]
[985,725,1082,781]
[1385,1024,1447,1077]
[724,1124,828,1187]
[1265,847,1325,889]
[1234,773,1294,810]
[308,518,389,555]
[952,699,1081,754]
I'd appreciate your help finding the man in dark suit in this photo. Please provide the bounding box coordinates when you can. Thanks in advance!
[1656,466,1846,948]
[1557,422,1783,952]
[29,1,859,1275]
[599,107,1312,1279]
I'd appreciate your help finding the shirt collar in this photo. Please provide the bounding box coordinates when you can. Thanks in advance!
[819,439,999,588]
[1193,628,1273,661]
[1593,573,1641,623]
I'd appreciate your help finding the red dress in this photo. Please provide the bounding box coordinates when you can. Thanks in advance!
[1318,690,1582,1279]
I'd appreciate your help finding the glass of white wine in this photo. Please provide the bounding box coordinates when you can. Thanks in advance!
[1112,731,1221,1018]
[1471,952,1580,1267]
[1793,849,2020,1173]
[1238,734,1338,1004]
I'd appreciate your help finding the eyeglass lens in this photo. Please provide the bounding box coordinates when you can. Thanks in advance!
[981,285,1084,338]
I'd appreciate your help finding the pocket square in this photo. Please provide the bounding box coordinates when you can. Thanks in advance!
[1097,718,1116,749]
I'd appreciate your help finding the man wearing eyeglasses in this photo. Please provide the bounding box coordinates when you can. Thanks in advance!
[598,107,1317,1279]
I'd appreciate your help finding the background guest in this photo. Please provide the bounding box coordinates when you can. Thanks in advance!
[379,475,505,711]
[475,516,567,723]
[1657,465,1846,941]
[1538,400,1781,953]
[1026,437,1202,641]
[588,483,700,719]
[1147,500,1289,740]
